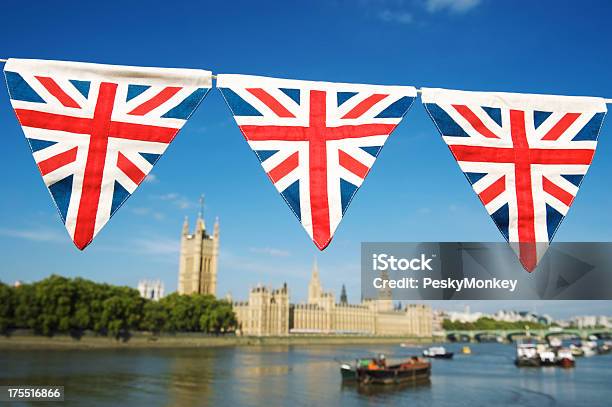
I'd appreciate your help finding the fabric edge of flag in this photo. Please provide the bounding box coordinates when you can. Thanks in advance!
[5,58,213,88]
[216,74,417,96]
[421,87,607,113]
[542,109,608,250]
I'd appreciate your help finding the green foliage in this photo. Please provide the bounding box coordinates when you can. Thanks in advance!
[0,282,14,334]
[140,300,168,333]
[0,276,237,338]
[13,283,40,331]
[443,317,549,331]
[158,293,236,333]
[100,290,144,338]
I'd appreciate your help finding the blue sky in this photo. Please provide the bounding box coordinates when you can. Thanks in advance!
[0,0,611,319]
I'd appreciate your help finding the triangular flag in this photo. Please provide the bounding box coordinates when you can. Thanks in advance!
[218,74,416,249]
[4,59,211,249]
[422,87,607,272]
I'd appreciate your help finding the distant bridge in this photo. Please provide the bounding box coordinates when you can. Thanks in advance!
[444,328,611,342]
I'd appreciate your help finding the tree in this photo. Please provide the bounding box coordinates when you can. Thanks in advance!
[0,282,14,333]
[13,283,39,331]
[33,275,75,335]
[199,300,236,334]
[140,301,168,333]
[1,276,238,338]
[100,292,144,338]
[443,317,549,331]
[161,293,197,332]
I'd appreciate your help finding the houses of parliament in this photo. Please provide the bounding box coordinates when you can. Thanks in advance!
[177,207,432,337]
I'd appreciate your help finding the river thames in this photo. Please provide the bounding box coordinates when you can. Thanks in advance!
[1,342,610,406]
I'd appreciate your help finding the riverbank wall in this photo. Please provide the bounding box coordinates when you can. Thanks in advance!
[0,331,436,349]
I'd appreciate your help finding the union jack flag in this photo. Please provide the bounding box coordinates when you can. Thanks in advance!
[423,88,607,272]
[4,59,211,249]
[218,74,416,249]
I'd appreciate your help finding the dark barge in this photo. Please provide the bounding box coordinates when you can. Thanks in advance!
[340,356,431,385]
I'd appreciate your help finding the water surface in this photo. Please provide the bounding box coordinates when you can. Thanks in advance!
[1,343,610,406]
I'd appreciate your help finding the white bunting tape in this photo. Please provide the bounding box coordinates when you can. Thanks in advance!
[0,58,609,101]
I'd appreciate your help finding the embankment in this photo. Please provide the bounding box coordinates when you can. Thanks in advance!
[0,331,436,349]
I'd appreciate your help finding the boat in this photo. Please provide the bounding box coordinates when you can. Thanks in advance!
[570,341,597,357]
[515,342,578,368]
[515,343,540,367]
[582,346,596,357]
[538,349,556,366]
[340,356,431,385]
[569,343,585,357]
[571,347,585,357]
[423,346,454,359]
[555,348,575,368]
[548,337,562,348]
[462,346,472,355]
[581,341,597,357]
[597,341,611,355]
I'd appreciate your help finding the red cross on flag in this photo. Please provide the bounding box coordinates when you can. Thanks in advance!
[4,59,211,249]
[423,88,607,272]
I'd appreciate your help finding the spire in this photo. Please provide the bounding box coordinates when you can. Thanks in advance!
[308,257,322,304]
[182,216,189,235]
[196,194,205,232]
[312,256,319,280]
[340,284,348,305]
[198,194,204,219]
[213,216,220,238]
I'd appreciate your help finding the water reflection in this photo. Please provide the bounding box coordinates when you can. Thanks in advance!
[342,378,432,396]
[166,350,216,407]
[0,343,610,406]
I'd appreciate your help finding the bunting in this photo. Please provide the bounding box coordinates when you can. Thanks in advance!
[422,88,607,271]
[1,57,611,263]
[3,59,211,249]
[218,74,416,249]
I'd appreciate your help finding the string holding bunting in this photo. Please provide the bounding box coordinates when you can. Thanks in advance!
[422,88,607,272]
[218,74,416,250]
[3,58,211,249]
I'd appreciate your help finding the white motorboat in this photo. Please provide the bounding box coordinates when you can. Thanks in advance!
[555,348,575,368]
[423,346,454,359]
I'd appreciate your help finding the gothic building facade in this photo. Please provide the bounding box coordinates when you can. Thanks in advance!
[232,260,433,337]
[177,208,219,296]
[138,279,165,301]
[232,284,290,336]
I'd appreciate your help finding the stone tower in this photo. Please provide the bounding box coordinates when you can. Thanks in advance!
[307,258,322,304]
[245,284,290,336]
[177,196,219,296]
[376,270,393,312]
